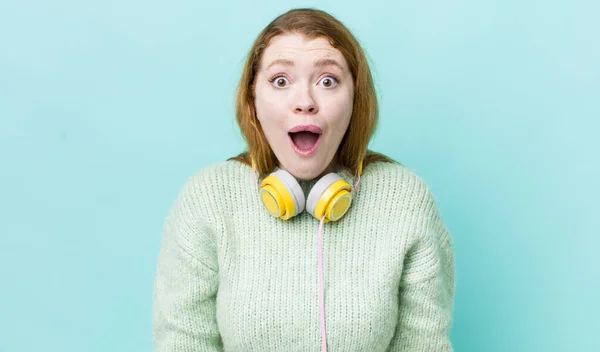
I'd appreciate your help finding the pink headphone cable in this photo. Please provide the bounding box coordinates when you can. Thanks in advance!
[252,164,361,352]
[317,215,328,352]
[317,174,361,352]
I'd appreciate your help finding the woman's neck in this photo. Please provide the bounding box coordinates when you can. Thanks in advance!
[278,156,339,182]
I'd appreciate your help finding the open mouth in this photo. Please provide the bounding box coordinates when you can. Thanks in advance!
[288,125,322,156]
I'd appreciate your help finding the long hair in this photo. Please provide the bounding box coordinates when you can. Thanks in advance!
[229,8,396,178]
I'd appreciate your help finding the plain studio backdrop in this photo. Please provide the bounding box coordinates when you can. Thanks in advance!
[1,0,598,351]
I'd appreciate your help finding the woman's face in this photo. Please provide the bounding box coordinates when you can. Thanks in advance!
[254,33,354,180]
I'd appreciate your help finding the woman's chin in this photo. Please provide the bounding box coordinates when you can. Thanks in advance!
[279,156,336,181]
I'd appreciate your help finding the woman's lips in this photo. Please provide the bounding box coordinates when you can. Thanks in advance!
[289,124,322,134]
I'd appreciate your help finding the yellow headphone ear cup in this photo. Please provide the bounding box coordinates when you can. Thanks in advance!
[306,174,353,223]
[260,171,304,220]
[325,189,352,221]
[313,179,352,222]
[260,184,284,218]
[261,176,295,219]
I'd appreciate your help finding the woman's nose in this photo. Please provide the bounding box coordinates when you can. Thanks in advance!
[295,104,317,113]
[293,86,318,114]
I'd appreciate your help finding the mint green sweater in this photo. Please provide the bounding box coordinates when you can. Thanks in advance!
[153,159,455,351]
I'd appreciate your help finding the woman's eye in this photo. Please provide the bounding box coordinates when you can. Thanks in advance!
[272,77,289,88]
[319,76,338,88]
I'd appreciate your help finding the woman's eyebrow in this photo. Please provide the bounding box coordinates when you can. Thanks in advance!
[265,59,294,70]
[314,58,344,72]
[264,58,345,72]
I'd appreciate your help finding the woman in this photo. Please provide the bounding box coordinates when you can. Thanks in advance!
[153,8,455,352]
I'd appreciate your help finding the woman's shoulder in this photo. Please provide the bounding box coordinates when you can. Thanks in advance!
[362,150,422,180]
[165,159,254,222]
[362,157,438,208]
[182,159,252,191]
[190,158,249,178]
[364,157,427,187]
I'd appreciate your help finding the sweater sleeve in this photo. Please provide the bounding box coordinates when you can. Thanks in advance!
[387,185,456,351]
[153,176,223,351]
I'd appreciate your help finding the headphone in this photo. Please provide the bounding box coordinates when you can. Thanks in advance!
[252,160,362,223]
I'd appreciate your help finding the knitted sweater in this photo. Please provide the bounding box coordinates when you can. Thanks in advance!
[153,159,455,351]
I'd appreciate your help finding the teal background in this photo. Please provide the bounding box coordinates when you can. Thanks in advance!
[1,0,598,351]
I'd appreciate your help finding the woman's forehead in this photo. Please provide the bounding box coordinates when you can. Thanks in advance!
[260,33,348,71]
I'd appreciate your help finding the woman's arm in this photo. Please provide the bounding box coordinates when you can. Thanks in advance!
[153,177,223,351]
[387,185,456,351]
